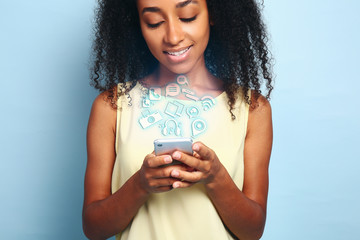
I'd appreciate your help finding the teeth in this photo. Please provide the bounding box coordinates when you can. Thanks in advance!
[167,46,191,56]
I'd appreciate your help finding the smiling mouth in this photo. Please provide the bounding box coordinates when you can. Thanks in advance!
[164,45,192,56]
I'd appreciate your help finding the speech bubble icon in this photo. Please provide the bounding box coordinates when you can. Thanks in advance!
[191,119,207,137]
[186,106,200,118]
[165,83,180,97]
[176,75,189,85]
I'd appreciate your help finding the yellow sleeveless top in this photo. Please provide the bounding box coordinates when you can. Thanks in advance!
[112,82,249,240]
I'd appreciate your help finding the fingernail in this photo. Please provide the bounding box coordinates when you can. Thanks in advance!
[193,144,199,151]
[173,182,180,188]
[171,170,179,177]
[164,156,172,163]
[173,152,181,160]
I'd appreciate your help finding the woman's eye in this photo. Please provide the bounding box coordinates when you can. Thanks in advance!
[180,15,197,23]
[146,15,197,28]
[147,22,163,29]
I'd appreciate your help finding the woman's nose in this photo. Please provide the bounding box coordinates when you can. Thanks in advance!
[164,19,185,45]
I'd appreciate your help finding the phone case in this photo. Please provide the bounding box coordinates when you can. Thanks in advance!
[154,137,193,156]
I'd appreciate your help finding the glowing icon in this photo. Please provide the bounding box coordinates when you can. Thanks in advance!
[139,111,163,129]
[142,97,151,108]
[162,119,182,136]
[149,87,162,101]
[191,119,207,137]
[176,75,189,86]
[201,96,215,111]
[182,89,199,101]
[164,101,184,118]
[186,106,200,118]
[165,83,180,97]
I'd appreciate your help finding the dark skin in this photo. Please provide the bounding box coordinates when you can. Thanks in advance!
[83,0,272,239]
[83,90,272,240]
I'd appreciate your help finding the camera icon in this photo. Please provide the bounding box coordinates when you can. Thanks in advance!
[139,111,163,129]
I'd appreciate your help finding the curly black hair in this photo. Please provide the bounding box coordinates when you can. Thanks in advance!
[90,0,273,118]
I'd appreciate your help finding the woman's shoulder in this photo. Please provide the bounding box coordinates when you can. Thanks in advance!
[247,90,272,134]
[92,90,117,110]
[89,88,118,133]
[249,90,271,113]
[92,84,119,109]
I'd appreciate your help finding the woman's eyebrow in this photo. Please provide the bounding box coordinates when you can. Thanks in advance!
[142,0,198,15]
[142,7,160,15]
[176,0,198,8]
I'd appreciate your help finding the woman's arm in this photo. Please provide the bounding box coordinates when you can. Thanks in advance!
[82,92,149,239]
[83,92,189,239]
[169,95,273,240]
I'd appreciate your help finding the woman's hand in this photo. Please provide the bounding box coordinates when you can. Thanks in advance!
[138,152,195,193]
[169,142,226,189]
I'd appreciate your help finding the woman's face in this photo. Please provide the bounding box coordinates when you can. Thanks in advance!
[137,0,210,75]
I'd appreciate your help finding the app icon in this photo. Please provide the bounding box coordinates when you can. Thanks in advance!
[191,119,207,138]
[186,106,200,118]
[176,75,189,86]
[164,101,184,118]
[149,87,162,101]
[139,111,163,129]
[161,119,182,136]
[182,88,199,101]
[201,96,215,111]
[165,83,180,97]
[142,97,151,108]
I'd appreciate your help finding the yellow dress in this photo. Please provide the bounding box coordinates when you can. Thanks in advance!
[112,82,249,240]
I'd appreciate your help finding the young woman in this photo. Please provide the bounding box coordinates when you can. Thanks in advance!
[83,0,273,239]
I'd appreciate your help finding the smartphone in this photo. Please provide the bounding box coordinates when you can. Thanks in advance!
[154,138,193,165]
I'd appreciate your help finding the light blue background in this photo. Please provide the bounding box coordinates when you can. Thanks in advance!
[0,0,359,239]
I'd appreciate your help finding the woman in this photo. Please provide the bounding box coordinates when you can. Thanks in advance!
[83,0,273,239]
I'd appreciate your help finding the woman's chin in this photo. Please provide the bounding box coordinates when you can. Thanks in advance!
[158,64,191,76]
[160,60,204,76]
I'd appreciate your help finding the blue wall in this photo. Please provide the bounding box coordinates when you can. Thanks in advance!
[0,1,97,239]
[265,0,360,239]
[0,0,359,239]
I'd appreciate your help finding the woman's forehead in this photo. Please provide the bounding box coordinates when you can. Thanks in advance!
[137,0,203,8]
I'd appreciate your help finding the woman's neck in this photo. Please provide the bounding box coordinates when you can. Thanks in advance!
[145,65,224,95]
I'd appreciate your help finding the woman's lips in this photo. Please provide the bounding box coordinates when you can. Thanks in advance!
[163,45,193,63]
[164,45,192,56]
